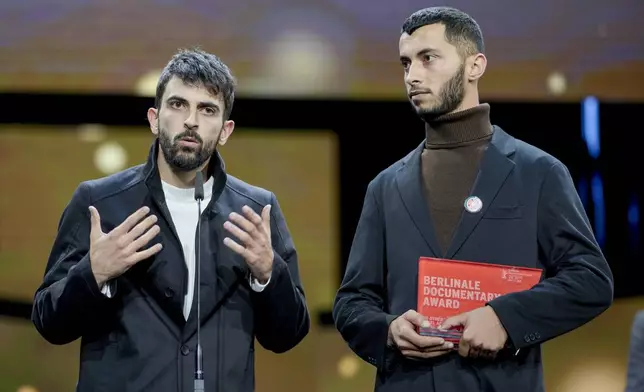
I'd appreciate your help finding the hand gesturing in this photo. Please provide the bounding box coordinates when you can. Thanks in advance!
[223,205,273,283]
[88,206,163,287]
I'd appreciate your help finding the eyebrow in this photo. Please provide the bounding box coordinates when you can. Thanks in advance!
[166,95,220,111]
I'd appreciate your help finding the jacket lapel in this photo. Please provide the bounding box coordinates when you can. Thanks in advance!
[139,142,189,327]
[444,127,516,258]
[395,142,442,257]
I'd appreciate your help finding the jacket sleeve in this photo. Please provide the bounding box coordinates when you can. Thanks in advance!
[332,181,397,371]
[625,311,644,392]
[251,193,310,353]
[487,161,614,349]
[31,182,113,345]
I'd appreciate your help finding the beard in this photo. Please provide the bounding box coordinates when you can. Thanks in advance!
[414,62,466,122]
[158,126,219,172]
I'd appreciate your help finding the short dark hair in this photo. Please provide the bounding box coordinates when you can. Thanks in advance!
[401,7,484,57]
[155,48,236,119]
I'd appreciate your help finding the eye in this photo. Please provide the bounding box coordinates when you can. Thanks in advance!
[170,100,184,109]
[422,54,434,63]
[401,60,410,71]
[202,107,216,116]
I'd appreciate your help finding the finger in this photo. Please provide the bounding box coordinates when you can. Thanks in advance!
[127,243,163,265]
[121,214,158,245]
[124,225,161,256]
[402,309,430,329]
[458,340,471,357]
[223,237,252,260]
[88,206,103,241]
[401,327,445,348]
[400,349,424,358]
[394,339,420,352]
[261,204,271,233]
[241,205,263,227]
[393,328,423,351]
[112,206,151,236]
[228,212,259,239]
[439,313,467,331]
[421,341,455,352]
[411,335,447,349]
[395,333,446,351]
[223,221,253,245]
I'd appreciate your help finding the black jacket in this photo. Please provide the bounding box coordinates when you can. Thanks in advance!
[333,127,613,392]
[32,140,310,392]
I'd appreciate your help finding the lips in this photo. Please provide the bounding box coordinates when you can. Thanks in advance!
[409,90,431,98]
[176,136,201,150]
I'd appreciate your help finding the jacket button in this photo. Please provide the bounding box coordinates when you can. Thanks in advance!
[529,333,535,341]
[535,332,541,339]
[524,335,530,343]
[164,288,174,298]
[181,345,190,356]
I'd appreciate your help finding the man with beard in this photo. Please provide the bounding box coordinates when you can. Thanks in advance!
[32,48,310,392]
[332,7,613,392]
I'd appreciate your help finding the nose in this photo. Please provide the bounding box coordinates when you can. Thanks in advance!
[184,108,198,130]
[405,61,423,88]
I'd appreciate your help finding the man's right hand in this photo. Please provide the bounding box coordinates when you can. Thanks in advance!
[388,310,454,359]
[88,206,163,287]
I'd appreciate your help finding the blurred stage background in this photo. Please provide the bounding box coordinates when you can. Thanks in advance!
[1,1,643,391]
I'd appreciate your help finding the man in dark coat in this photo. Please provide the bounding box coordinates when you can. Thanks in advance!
[333,7,613,392]
[32,48,310,392]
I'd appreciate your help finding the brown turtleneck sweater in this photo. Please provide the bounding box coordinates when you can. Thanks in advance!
[421,104,494,255]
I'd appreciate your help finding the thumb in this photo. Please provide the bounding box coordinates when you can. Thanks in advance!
[403,310,430,329]
[88,206,103,241]
[439,313,468,331]
[261,204,271,232]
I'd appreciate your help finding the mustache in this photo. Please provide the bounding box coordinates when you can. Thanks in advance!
[174,130,203,145]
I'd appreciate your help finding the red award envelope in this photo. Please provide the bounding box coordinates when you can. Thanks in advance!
[417,257,543,341]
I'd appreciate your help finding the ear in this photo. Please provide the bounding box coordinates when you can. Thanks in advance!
[147,107,159,136]
[218,120,235,146]
[467,53,487,82]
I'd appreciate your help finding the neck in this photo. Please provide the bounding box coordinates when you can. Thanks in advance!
[425,103,493,148]
[157,150,209,188]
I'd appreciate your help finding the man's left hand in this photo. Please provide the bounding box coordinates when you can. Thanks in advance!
[439,305,508,359]
[223,205,274,283]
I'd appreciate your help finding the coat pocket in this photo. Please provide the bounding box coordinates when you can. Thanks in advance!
[483,206,524,219]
